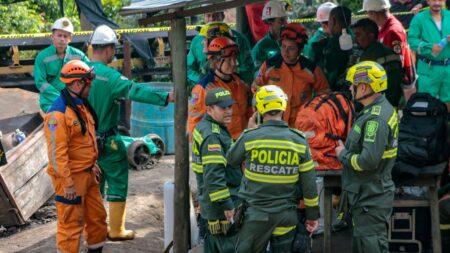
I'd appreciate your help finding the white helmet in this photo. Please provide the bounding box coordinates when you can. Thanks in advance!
[51,18,74,34]
[262,0,287,21]
[362,0,391,12]
[90,25,119,45]
[316,2,337,23]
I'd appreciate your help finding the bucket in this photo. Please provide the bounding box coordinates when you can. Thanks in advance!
[130,82,175,154]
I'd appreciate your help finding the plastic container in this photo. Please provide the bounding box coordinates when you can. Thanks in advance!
[130,82,175,154]
[339,29,353,51]
[14,129,26,144]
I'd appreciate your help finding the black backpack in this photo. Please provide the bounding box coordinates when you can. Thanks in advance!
[397,93,449,167]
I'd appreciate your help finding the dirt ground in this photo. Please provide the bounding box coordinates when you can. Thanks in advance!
[0,155,179,253]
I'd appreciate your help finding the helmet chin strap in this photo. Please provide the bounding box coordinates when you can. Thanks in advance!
[67,80,87,99]
[217,58,233,78]
[352,85,374,102]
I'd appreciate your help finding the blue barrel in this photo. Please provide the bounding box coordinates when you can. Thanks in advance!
[130,82,175,154]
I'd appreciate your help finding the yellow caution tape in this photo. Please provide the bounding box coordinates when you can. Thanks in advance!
[0,11,414,40]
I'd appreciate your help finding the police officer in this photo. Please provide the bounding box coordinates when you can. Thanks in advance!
[44,60,106,253]
[192,87,242,253]
[227,85,319,253]
[303,1,337,70]
[251,0,287,73]
[34,17,90,113]
[87,25,174,241]
[352,18,403,107]
[187,20,254,89]
[408,0,450,109]
[253,23,329,127]
[363,0,415,102]
[335,61,398,253]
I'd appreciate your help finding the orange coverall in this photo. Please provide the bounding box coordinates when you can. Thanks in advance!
[44,95,107,253]
[254,54,330,127]
[188,71,251,140]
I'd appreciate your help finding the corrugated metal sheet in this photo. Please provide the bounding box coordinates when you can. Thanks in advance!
[121,0,226,15]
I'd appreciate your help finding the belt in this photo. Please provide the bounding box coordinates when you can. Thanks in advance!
[419,56,450,66]
[97,127,117,139]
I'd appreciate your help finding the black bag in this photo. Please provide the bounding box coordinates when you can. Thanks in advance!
[397,93,449,166]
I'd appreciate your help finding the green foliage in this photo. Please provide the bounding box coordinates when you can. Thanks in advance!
[0,0,135,34]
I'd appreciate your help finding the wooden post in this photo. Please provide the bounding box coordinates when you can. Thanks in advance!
[122,41,132,129]
[429,181,442,253]
[236,6,246,33]
[170,15,190,253]
[323,181,332,253]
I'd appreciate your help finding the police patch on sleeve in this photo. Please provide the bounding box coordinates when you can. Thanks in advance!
[364,121,379,143]
[392,41,402,54]
[48,118,58,131]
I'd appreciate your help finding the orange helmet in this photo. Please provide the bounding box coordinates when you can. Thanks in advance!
[207,36,239,60]
[60,60,95,85]
[281,23,308,45]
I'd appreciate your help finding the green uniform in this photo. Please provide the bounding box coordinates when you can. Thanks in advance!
[408,9,450,102]
[303,27,327,70]
[322,29,354,91]
[34,44,89,112]
[187,29,254,89]
[87,61,169,202]
[251,32,280,75]
[338,95,398,253]
[227,120,319,253]
[357,42,403,107]
[192,115,242,253]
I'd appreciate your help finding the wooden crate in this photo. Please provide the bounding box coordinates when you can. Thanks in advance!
[0,123,54,226]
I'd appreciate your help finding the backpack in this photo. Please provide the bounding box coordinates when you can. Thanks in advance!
[397,93,449,167]
[295,92,355,170]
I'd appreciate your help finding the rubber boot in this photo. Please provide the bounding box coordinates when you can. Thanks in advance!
[107,202,136,241]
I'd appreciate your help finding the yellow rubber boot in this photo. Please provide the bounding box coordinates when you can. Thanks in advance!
[107,202,136,241]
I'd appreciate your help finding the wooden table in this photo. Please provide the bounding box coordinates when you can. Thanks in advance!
[317,163,446,253]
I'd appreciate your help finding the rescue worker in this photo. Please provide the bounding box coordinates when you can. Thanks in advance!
[187,20,254,89]
[335,61,398,253]
[34,17,89,113]
[363,0,416,102]
[352,18,403,107]
[44,60,107,253]
[303,1,337,70]
[87,25,174,241]
[227,85,319,252]
[408,0,450,110]
[253,22,329,127]
[323,6,354,90]
[191,87,242,253]
[188,36,250,140]
[251,0,287,73]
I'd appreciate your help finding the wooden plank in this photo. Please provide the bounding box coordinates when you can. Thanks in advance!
[1,127,48,194]
[13,165,53,220]
[323,186,333,253]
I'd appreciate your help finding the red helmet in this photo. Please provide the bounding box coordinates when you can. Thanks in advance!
[281,23,308,45]
[60,60,95,85]
[207,36,239,60]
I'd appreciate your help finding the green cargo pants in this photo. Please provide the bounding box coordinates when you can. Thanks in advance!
[98,135,129,202]
[417,61,450,103]
[235,207,297,253]
[351,206,392,253]
[204,222,237,253]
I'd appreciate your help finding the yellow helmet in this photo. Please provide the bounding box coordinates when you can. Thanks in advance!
[346,61,388,93]
[199,22,233,39]
[255,85,288,115]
